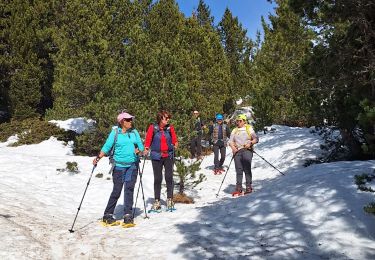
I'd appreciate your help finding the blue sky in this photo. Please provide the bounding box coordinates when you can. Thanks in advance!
[176,0,276,40]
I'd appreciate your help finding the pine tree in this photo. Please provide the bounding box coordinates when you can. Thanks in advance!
[196,0,214,27]
[1,0,55,120]
[174,159,205,195]
[290,0,375,158]
[218,8,253,113]
[249,1,315,128]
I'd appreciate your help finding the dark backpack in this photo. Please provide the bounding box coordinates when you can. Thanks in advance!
[108,126,119,165]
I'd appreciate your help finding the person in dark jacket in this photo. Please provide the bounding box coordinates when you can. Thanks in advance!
[144,110,178,211]
[190,110,205,160]
[208,113,231,174]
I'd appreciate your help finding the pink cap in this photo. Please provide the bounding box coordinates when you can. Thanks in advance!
[117,112,134,123]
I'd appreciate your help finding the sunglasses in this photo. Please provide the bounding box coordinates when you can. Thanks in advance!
[123,118,133,122]
[236,120,243,123]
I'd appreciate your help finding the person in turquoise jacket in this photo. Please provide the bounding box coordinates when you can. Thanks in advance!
[93,112,144,226]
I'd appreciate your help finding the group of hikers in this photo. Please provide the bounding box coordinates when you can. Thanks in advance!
[93,109,258,226]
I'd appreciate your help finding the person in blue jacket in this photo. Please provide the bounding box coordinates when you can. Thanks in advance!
[93,112,144,225]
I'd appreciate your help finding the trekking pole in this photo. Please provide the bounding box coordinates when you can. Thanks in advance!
[69,165,97,233]
[253,150,285,176]
[139,157,149,219]
[199,140,211,164]
[215,154,235,197]
[133,156,149,219]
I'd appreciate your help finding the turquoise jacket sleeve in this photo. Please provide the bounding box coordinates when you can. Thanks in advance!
[101,128,116,155]
[133,129,144,152]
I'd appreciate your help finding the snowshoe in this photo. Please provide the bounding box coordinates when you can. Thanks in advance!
[148,199,162,213]
[231,191,244,197]
[232,184,244,197]
[122,223,136,228]
[100,214,120,227]
[121,214,136,228]
[148,208,162,213]
[166,198,176,212]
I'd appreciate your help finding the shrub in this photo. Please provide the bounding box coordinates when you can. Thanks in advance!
[57,161,79,174]
[364,202,375,215]
[354,171,375,216]
[173,193,194,204]
[174,158,206,195]
[73,125,108,156]
[0,118,76,145]
[66,161,79,173]
[95,173,104,178]
[355,173,375,192]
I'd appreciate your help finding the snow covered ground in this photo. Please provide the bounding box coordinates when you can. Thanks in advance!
[0,121,374,259]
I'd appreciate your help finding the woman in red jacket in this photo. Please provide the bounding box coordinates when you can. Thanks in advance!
[144,110,178,211]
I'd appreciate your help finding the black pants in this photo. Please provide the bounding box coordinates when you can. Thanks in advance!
[152,157,174,200]
[213,144,226,169]
[103,165,138,216]
[234,149,253,187]
[190,135,202,158]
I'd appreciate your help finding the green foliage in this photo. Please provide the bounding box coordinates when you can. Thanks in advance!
[289,0,375,159]
[4,0,372,162]
[0,118,75,145]
[218,8,253,113]
[355,173,375,193]
[95,173,104,178]
[57,161,79,175]
[196,0,214,27]
[1,0,55,120]
[3,0,233,155]
[364,202,375,215]
[174,159,206,194]
[66,161,79,173]
[249,1,315,129]
[357,99,375,157]
[73,124,108,156]
[354,172,375,215]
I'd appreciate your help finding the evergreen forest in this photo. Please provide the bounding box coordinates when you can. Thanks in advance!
[1,0,374,159]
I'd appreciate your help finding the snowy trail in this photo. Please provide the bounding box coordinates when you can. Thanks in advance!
[1,125,374,259]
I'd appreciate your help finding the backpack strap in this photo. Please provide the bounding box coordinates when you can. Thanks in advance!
[152,123,171,138]
[245,124,253,139]
[233,124,253,139]
[109,126,119,165]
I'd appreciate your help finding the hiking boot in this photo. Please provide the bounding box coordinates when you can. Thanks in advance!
[151,199,161,211]
[231,184,243,197]
[244,185,253,194]
[123,214,134,224]
[235,184,243,193]
[102,214,117,225]
[167,198,175,209]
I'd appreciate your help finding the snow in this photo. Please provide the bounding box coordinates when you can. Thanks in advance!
[49,117,95,134]
[0,120,374,259]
